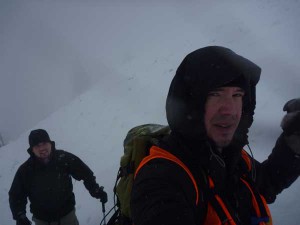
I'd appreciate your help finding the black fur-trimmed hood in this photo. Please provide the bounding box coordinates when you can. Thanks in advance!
[166,46,261,148]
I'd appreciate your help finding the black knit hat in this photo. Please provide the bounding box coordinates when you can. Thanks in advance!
[29,129,51,148]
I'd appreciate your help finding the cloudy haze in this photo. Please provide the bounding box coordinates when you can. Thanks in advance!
[0,0,300,224]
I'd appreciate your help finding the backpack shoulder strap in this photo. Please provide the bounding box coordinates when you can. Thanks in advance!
[135,145,200,205]
[134,145,209,224]
[241,149,252,171]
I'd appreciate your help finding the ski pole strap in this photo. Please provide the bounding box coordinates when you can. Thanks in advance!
[102,202,107,225]
[102,202,106,213]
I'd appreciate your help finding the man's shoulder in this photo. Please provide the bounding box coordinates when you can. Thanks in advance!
[16,158,34,174]
[54,150,79,162]
[136,152,195,184]
[54,149,73,156]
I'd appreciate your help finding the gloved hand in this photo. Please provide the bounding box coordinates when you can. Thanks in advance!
[91,186,108,203]
[281,98,300,154]
[16,214,31,225]
[281,98,300,134]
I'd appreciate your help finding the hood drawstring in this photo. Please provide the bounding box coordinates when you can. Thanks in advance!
[208,143,226,168]
[206,142,257,181]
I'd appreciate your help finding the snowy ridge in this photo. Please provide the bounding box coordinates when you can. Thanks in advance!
[1,1,300,224]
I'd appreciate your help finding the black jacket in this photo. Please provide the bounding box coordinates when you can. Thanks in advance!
[131,133,300,225]
[131,47,300,225]
[9,142,100,222]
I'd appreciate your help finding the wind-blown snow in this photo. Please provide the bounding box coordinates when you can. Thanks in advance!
[1,1,300,224]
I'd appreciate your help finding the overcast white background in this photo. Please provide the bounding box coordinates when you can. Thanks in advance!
[0,0,300,224]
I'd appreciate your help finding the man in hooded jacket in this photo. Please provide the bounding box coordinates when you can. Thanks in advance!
[131,46,300,225]
[9,129,108,225]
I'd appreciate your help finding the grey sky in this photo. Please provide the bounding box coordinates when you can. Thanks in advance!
[0,0,299,144]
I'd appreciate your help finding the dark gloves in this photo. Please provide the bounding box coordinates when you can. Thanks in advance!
[91,186,108,203]
[281,98,300,134]
[281,98,300,154]
[16,214,31,225]
[283,98,300,113]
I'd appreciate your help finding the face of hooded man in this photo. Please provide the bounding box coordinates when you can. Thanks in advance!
[204,86,244,149]
[32,142,52,159]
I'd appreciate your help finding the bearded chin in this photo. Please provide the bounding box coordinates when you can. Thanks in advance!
[215,134,235,149]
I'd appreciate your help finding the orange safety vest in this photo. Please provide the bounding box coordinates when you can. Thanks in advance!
[135,146,273,225]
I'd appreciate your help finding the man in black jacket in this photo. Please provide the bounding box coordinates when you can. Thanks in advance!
[131,46,300,225]
[9,129,108,225]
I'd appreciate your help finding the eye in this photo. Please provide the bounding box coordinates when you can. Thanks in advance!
[207,92,220,97]
[233,92,245,97]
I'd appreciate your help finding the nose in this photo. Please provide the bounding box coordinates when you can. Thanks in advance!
[36,144,46,151]
[218,96,236,115]
[37,146,44,151]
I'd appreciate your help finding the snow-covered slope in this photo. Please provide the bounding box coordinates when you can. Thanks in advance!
[1,1,300,224]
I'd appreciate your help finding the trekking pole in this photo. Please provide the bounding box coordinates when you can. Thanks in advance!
[101,201,107,225]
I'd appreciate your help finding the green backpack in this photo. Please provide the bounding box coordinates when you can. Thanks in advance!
[107,124,170,225]
[105,124,267,225]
